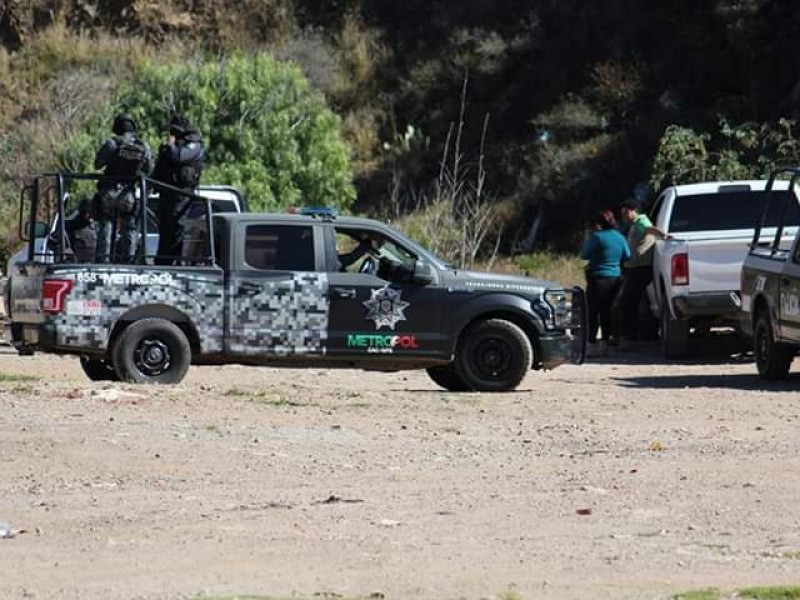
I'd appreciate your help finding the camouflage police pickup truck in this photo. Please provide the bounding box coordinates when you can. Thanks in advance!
[8,173,585,392]
[740,167,800,380]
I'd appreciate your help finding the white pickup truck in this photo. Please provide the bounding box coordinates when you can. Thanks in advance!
[648,180,799,357]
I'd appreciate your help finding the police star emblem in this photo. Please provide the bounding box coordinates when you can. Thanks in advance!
[363,286,410,330]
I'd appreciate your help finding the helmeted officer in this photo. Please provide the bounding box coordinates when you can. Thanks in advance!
[151,114,205,265]
[93,114,154,263]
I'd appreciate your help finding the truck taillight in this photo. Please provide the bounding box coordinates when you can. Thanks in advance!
[671,253,689,286]
[42,279,74,314]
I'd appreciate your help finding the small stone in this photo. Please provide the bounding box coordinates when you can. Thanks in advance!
[378,519,401,527]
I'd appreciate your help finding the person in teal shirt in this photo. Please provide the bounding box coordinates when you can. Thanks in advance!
[580,209,631,355]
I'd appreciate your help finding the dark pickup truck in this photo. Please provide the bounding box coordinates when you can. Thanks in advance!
[8,173,585,392]
[740,167,800,379]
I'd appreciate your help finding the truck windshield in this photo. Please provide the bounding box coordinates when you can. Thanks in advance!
[669,190,800,233]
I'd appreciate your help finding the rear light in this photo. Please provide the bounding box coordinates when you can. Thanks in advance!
[671,253,689,286]
[42,279,74,314]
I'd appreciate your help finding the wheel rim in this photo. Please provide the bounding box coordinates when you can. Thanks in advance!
[134,337,172,377]
[470,337,512,380]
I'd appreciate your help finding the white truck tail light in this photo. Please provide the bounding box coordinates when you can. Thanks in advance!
[671,253,689,286]
[42,279,74,314]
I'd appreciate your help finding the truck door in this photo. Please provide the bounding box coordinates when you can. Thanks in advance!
[777,241,800,343]
[325,226,449,359]
[226,222,328,356]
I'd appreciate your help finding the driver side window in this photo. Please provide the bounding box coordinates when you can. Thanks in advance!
[335,230,373,273]
[334,227,417,282]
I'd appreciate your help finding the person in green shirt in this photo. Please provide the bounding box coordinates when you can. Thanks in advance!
[618,199,669,346]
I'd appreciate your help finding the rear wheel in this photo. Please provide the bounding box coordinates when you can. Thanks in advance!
[79,357,119,381]
[455,319,532,392]
[754,312,793,380]
[660,302,689,359]
[426,365,470,391]
[112,318,191,384]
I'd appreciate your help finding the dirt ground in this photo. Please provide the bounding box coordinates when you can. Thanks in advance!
[1,339,800,600]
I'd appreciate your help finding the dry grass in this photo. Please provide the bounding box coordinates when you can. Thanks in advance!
[487,252,585,288]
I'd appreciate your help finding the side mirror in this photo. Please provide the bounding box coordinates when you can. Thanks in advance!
[412,260,436,285]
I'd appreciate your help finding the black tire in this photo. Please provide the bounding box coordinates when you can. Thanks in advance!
[79,356,119,381]
[660,302,689,359]
[754,312,793,380]
[112,318,191,384]
[426,365,470,392]
[454,318,532,392]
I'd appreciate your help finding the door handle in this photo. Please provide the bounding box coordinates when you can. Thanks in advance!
[334,287,356,299]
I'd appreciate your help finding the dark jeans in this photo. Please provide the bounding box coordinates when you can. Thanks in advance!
[156,196,190,266]
[619,266,653,341]
[586,275,621,342]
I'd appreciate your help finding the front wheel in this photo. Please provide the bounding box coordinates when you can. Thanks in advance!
[80,357,119,381]
[112,318,191,384]
[455,319,532,392]
[754,312,793,380]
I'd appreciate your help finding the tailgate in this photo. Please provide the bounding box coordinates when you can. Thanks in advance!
[684,234,750,294]
[9,262,47,324]
[682,227,797,294]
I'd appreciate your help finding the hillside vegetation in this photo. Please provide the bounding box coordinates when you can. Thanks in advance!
[3,0,800,266]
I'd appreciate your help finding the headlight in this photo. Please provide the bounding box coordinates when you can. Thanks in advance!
[543,288,573,328]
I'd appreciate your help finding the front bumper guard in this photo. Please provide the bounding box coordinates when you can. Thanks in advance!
[570,285,587,365]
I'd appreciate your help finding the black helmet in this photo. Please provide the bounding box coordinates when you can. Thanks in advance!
[112,114,137,136]
[169,114,191,136]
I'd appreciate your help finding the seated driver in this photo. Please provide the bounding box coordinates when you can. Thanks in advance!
[338,231,381,271]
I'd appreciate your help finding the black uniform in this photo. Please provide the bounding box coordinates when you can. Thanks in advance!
[152,116,205,265]
[93,115,153,263]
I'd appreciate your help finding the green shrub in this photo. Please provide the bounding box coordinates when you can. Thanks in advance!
[650,119,800,192]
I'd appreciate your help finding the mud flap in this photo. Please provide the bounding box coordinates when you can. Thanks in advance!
[570,286,587,365]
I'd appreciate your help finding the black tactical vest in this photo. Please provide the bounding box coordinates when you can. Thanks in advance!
[105,135,148,178]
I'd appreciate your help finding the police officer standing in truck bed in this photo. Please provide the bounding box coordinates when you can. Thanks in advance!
[152,114,205,265]
[93,114,153,263]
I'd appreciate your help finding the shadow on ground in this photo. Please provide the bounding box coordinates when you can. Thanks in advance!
[588,334,750,366]
[598,335,800,392]
[615,371,800,392]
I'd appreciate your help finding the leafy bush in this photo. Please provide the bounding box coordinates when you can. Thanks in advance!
[62,53,356,212]
[650,119,800,192]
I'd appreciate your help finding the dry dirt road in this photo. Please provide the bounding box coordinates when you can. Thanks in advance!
[1,341,800,600]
